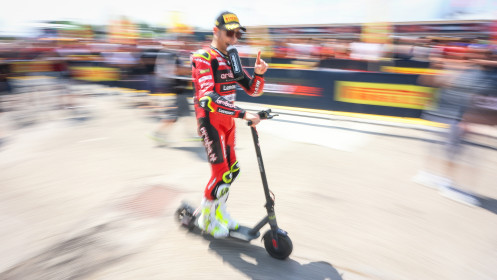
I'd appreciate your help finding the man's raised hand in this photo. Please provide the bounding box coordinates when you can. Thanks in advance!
[254,50,268,75]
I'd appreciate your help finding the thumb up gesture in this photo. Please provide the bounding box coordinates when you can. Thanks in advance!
[254,50,268,75]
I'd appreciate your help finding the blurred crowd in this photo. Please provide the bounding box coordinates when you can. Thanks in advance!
[1,35,496,85]
[1,31,497,79]
[249,36,497,62]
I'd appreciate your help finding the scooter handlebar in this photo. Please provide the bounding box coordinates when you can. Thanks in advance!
[247,109,278,126]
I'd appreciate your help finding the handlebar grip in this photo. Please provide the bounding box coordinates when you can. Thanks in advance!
[247,108,276,126]
[258,109,272,119]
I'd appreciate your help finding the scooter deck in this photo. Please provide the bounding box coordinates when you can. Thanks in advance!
[177,202,260,241]
[229,225,260,241]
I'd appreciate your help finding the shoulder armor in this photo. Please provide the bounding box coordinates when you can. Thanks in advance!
[192,49,211,61]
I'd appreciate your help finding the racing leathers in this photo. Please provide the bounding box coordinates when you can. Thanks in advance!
[192,46,264,200]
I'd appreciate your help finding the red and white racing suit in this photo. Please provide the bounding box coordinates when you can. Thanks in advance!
[192,46,264,200]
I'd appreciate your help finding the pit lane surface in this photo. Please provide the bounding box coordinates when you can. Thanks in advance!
[1,91,496,280]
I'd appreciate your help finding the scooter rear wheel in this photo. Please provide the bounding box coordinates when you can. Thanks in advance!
[262,229,293,260]
[175,203,196,230]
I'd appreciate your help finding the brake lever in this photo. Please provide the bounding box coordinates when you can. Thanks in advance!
[247,109,278,126]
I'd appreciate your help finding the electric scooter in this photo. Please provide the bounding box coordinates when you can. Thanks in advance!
[175,109,293,260]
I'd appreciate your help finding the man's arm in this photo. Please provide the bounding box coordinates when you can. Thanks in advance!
[237,70,264,97]
[192,50,246,119]
[237,50,267,96]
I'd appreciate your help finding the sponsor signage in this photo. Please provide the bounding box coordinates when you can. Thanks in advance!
[221,84,237,92]
[198,75,213,83]
[361,22,392,44]
[227,46,243,80]
[217,70,234,81]
[218,108,235,115]
[70,66,120,81]
[263,83,322,97]
[223,14,239,23]
[381,66,444,75]
[335,81,436,109]
[11,61,53,73]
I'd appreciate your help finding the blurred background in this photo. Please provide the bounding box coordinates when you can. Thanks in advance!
[1,1,497,280]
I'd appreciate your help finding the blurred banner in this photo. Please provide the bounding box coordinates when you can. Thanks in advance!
[380,66,443,75]
[361,22,392,44]
[37,21,94,40]
[335,81,435,110]
[63,58,437,117]
[167,11,193,34]
[11,61,54,73]
[108,17,138,44]
[236,68,437,118]
[58,24,94,39]
[70,66,120,82]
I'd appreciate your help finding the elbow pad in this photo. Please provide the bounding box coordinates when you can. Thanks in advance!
[199,92,246,118]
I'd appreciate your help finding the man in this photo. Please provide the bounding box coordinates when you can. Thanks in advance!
[152,41,193,143]
[417,47,489,206]
[191,11,268,238]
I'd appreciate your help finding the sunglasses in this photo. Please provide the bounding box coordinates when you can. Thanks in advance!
[226,30,243,39]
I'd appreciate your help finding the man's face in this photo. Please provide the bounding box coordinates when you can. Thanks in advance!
[216,27,242,50]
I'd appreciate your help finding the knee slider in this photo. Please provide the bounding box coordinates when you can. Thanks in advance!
[215,183,230,200]
[222,170,233,184]
[199,96,214,112]
[230,161,240,182]
[209,172,233,200]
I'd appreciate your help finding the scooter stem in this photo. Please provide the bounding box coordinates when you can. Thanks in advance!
[250,126,278,231]
[250,126,273,206]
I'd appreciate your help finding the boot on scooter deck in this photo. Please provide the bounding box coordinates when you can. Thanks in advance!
[176,201,260,241]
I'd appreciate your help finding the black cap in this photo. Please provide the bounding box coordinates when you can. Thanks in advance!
[215,11,246,32]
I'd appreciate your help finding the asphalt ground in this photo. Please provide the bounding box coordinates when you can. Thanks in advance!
[1,86,496,280]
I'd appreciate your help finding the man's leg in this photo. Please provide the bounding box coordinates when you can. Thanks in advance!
[215,125,240,230]
[197,117,232,237]
[152,78,177,142]
[439,122,480,206]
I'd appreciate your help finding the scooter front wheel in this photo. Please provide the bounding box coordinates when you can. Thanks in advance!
[262,229,293,260]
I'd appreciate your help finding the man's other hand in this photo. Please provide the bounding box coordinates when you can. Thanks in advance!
[244,111,261,127]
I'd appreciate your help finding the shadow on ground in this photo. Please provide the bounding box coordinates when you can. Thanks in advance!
[476,194,497,215]
[204,235,343,280]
